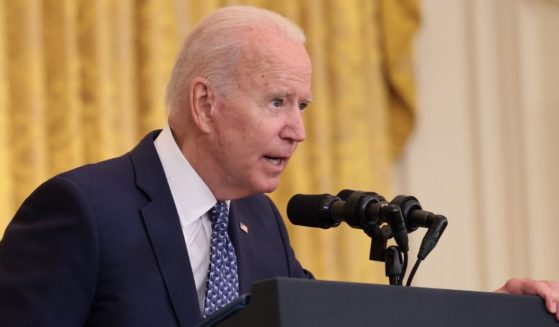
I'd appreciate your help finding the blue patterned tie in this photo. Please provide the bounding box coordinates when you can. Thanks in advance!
[203,201,239,317]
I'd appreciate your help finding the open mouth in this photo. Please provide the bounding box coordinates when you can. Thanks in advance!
[264,156,285,166]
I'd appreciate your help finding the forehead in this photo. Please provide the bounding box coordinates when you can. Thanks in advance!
[235,30,312,95]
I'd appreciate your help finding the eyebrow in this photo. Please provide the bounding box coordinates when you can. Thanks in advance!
[269,92,313,103]
[270,92,290,99]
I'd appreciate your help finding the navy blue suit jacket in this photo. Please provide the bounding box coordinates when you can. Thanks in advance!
[0,131,311,327]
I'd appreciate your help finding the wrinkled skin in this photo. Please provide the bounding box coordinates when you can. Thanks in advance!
[186,30,312,201]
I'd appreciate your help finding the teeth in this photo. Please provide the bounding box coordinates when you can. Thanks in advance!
[266,158,281,165]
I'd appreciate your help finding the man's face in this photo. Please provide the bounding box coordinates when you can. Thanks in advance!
[208,31,312,199]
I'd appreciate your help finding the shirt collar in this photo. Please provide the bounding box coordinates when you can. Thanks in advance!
[154,127,217,228]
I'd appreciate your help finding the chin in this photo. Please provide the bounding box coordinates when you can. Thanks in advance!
[253,178,281,194]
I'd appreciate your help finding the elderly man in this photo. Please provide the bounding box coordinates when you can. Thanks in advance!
[0,5,557,327]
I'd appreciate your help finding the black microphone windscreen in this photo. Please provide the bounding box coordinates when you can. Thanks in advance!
[337,189,354,201]
[287,194,331,228]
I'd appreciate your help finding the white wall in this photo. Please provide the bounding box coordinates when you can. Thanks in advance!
[393,0,559,291]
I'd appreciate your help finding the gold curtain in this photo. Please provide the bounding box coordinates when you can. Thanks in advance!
[0,0,418,284]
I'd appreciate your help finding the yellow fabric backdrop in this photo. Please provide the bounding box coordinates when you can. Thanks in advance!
[0,0,418,284]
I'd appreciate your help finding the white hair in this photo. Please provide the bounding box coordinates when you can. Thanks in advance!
[165,5,306,117]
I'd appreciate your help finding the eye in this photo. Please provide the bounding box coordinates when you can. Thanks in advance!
[299,102,308,111]
[271,99,284,108]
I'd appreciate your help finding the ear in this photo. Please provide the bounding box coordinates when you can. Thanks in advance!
[189,77,216,133]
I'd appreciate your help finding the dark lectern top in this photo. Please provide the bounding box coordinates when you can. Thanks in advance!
[200,278,557,327]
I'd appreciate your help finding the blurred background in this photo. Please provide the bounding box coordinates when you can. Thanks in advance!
[0,0,556,292]
[395,0,559,291]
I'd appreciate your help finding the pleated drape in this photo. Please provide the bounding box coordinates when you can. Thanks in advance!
[0,0,418,284]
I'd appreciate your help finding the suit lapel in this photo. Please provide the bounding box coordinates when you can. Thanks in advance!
[229,201,255,295]
[131,131,201,326]
[141,192,201,326]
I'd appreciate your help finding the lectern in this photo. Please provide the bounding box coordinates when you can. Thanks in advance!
[197,278,556,327]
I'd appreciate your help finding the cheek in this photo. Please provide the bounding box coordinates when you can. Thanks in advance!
[214,120,256,162]
[222,128,270,168]
[213,105,281,158]
[221,115,262,146]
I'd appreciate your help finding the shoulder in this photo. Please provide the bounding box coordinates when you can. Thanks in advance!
[52,130,163,200]
[61,154,135,190]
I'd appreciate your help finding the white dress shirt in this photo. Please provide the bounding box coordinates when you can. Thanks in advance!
[154,127,226,313]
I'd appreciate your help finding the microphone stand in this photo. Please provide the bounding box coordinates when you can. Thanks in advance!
[384,246,403,285]
[364,223,405,286]
[340,190,409,286]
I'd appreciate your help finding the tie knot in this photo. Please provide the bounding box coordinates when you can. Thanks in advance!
[208,201,229,231]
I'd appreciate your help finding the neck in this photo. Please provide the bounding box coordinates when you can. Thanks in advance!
[169,125,250,201]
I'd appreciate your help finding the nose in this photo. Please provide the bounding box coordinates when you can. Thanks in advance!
[280,106,306,143]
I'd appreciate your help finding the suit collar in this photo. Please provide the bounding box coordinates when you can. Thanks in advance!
[129,130,166,199]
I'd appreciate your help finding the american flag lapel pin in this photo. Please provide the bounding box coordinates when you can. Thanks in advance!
[240,222,248,234]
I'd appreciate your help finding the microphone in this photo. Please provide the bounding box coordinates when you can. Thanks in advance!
[286,194,345,229]
[287,191,409,252]
[390,195,447,259]
[337,190,409,253]
[287,191,448,287]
